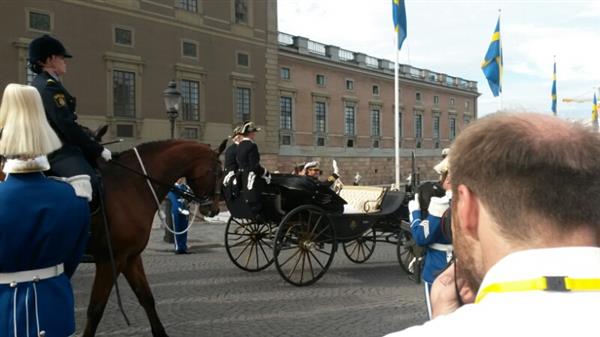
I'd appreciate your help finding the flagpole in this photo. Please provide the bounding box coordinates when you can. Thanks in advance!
[394,34,400,189]
[498,9,503,112]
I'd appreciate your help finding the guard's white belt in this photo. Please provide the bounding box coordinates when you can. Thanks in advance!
[429,243,453,252]
[0,263,64,285]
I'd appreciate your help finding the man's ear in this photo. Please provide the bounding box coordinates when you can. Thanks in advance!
[456,184,479,240]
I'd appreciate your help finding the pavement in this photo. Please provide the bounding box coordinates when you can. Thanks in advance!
[72,210,428,337]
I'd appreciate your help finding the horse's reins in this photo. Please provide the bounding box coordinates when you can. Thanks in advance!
[108,148,215,206]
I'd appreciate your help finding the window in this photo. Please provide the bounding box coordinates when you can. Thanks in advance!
[315,102,326,133]
[345,79,354,91]
[116,124,134,138]
[398,112,403,139]
[465,100,470,110]
[280,96,292,130]
[180,79,200,121]
[433,95,439,105]
[371,108,381,137]
[182,127,199,139]
[26,67,35,85]
[182,41,198,58]
[372,85,380,96]
[280,67,290,80]
[449,117,457,140]
[344,105,355,135]
[433,115,440,140]
[316,74,326,87]
[114,27,133,46]
[236,87,251,122]
[235,0,248,24]
[347,139,354,147]
[373,140,380,148]
[176,0,198,12]
[416,92,422,102]
[237,52,249,67]
[28,10,51,32]
[464,115,471,126]
[113,70,136,117]
[316,137,325,146]
[415,114,423,140]
[281,135,291,145]
[450,97,455,105]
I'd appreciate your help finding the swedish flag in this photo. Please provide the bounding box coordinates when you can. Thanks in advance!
[481,17,503,97]
[593,93,598,131]
[393,0,407,50]
[551,61,557,115]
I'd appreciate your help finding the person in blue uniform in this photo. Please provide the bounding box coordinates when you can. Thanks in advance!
[408,156,452,319]
[0,84,90,337]
[167,178,192,254]
[28,35,112,201]
[222,125,243,202]
[235,121,271,217]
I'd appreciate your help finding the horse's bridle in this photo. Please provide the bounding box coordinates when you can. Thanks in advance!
[186,159,223,201]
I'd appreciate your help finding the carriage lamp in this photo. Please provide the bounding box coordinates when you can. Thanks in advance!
[163,80,182,139]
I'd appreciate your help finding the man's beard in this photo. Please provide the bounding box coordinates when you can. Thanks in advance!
[452,209,484,293]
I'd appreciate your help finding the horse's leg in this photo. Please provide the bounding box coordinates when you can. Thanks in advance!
[123,254,168,337]
[83,261,122,337]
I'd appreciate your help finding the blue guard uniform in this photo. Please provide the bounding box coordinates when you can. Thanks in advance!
[0,169,89,336]
[409,191,453,318]
[167,183,192,254]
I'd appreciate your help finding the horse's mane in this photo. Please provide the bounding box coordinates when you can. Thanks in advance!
[102,139,214,177]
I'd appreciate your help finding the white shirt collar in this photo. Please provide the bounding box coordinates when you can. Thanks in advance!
[3,156,50,174]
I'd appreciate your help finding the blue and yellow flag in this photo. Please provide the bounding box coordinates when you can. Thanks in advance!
[481,17,503,97]
[392,0,407,50]
[551,61,557,115]
[593,93,598,129]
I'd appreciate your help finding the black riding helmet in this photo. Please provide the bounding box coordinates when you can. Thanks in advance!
[28,35,72,74]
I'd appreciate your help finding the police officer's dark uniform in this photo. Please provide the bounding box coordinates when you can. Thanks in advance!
[222,126,243,202]
[28,35,107,199]
[235,121,270,216]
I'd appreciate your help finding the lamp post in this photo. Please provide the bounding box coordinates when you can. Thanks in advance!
[163,80,182,139]
[162,81,181,243]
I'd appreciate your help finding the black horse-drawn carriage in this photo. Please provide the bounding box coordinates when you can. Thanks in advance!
[224,173,419,286]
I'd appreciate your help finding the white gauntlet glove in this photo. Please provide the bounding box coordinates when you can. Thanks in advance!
[262,170,272,184]
[332,159,339,176]
[408,193,420,214]
[101,148,112,161]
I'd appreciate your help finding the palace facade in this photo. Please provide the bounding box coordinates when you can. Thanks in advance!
[1,0,478,184]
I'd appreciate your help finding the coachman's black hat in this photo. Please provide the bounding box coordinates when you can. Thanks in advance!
[28,35,72,65]
[240,121,261,134]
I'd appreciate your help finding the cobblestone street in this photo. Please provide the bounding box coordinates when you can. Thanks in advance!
[72,214,427,337]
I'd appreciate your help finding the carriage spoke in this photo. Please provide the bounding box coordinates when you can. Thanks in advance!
[229,236,253,248]
[287,249,304,280]
[243,241,256,268]
[279,246,302,267]
[300,251,306,283]
[257,238,271,262]
[307,249,327,270]
[234,237,253,261]
[306,249,316,280]
[348,241,359,258]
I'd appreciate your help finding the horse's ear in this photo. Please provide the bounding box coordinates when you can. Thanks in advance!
[216,138,227,156]
[95,124,109,141]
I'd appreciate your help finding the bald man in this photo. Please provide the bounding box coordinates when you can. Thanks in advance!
[386,113,600,336]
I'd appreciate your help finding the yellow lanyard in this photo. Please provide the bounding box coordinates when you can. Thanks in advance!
[475,276,600,303]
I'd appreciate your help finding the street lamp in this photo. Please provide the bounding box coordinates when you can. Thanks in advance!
[162,81,181,244]
[163,80,182,139]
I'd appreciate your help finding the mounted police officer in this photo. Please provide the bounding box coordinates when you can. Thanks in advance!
[222,125,243,202]
[0,84,90,337]
[235,121,271,218]
[28,34,112,202]
[408,155,453,319]
[167,177,192,254]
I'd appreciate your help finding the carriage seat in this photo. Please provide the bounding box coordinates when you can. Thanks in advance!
[339,186,387,214]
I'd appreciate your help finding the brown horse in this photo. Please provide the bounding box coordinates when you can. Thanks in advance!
[84,139,225,336]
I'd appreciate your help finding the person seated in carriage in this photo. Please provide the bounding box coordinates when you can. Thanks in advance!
[235,121,271,217]
[302,160,342,191]
[408,155,453,319]
[222,125,243,201]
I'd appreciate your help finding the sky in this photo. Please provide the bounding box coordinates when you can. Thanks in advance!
[278,0,600,122]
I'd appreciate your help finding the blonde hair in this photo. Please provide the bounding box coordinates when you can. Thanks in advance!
[0,84,61,157]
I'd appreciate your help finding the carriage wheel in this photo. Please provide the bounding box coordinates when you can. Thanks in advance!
[342,228,376,263]
[274,205,336,286]
[396,230,419,277]
[225,216,275,272]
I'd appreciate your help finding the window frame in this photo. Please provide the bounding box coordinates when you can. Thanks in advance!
[182,39,199,59]
[26,8,52,33]
[113,25,134,47]
[235,86,252,122]
[112,69,137,118]
[180,79,200,121]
